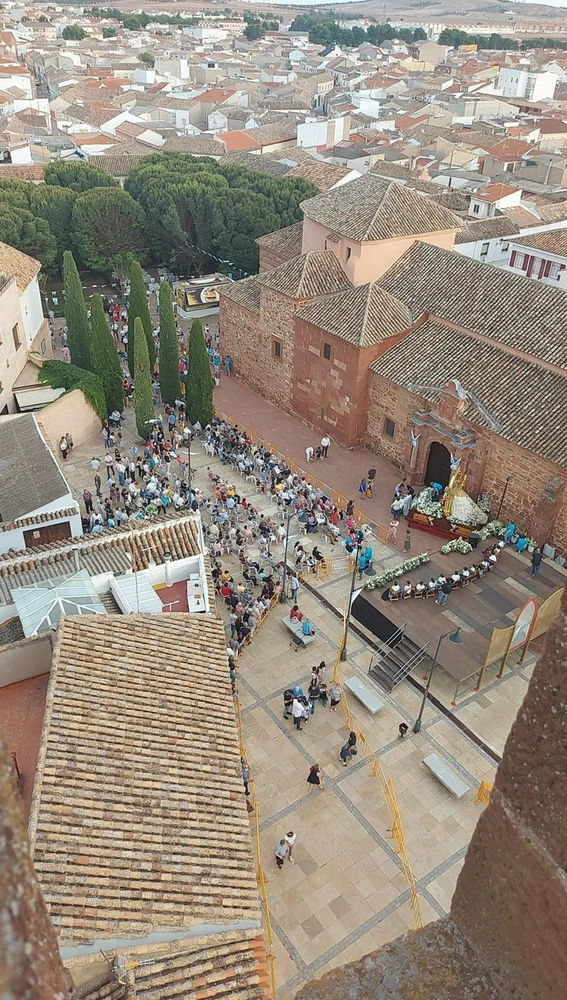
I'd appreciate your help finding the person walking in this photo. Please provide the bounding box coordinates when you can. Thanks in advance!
[275,839,288,869]
[104,453,114,478]
[386,519,399,545]
[292,697,304,731]
[320,435,330,459]
[94,473,102,498]
[329,681,342,712]
[308,678,320,715]
[339,731,357,766]
[367,466,376,488]
[436,579,453,606]
[358,478,367,497]
[403,529,412,553]
[285,831,296,864]
[531,547,543,577]
[241,758,250,796]
[83,489,93,515]
[306,764,324,789]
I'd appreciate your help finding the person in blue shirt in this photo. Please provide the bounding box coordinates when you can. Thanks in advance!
[358,546,373,574]
[503,522,516,544]
[302,619,314,637]
[516,535,528,553]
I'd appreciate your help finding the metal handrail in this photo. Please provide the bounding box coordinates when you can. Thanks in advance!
[391,641,430,687]
[370,622,407,663]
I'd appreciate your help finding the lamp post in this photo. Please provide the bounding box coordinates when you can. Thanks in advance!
[497,476,513,520]
[413,628,463,734]
[340,542,360,661]
[279,508,297,603]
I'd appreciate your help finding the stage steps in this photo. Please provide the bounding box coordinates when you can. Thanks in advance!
[369,634,430,693]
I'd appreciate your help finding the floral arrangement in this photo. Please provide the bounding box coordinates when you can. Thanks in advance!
[440,537,473,555]
[365,552,430,590]
[477,519,505,540]
[412,488,444,522]
[476,493,491,514]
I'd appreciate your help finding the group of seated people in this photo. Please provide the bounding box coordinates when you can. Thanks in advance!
[293,541,327,573]
[290,604,315,637]
[384,543,503,600]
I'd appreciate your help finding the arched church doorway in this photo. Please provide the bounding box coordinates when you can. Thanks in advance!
[425,442,451,488]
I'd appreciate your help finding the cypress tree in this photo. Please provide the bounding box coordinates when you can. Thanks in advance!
[62,250,90,370]
[158,280,180,406]
[185,318,214,426]
[133,316,155,438]
[127,259,154,376]
[89,293,124,415]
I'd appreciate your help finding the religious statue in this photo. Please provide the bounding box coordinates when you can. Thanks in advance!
[443,465,488,526]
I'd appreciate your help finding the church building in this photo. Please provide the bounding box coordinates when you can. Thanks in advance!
[219,174,567,552]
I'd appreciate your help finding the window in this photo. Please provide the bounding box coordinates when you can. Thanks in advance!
[501,241,509,253]
[323,342,332,360]
[40,337,47,355]
[384,418,395,439]
[12,324,21,349]
[480,242,489,257]
[472,203,480,214]
[345,246,352,260]
[273,339,282,359]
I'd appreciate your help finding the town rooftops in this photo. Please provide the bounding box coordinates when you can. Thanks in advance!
[300,174,462,242]
[28,614,261,946]
[296,282,411,348]
[511,228,567,257]
[0,240,41,293]
[256,220,303,260]
[454,216,521,244]
[377,241,567,368]
[474,182,520,203]
[0,415,69,522]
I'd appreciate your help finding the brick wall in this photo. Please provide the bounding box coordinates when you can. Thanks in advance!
[219,289,295,411]
[258,246,288,272]
[292,321,381,447]
[366,372,567,554]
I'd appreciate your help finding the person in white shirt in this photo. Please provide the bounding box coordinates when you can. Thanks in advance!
[284,831,296,864]
[390,583,401,598]
[415,581,425,595]
[462,567,471,581]
[305,446,314,463]
[91,457,100,471]
[403,581,412,597]
[292,698,304,731]
[451,571,461,586]
[320,436,330,458]
[428,578,437,592]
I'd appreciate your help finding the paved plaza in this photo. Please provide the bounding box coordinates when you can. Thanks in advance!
[53,405,566,998]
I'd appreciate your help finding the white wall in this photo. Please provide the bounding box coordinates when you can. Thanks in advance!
[19,278,44,350]
[0,495,81,556]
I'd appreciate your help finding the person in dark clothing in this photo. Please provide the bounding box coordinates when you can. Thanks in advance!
[283,689,294,719]
[531,547,543,576]
[308,680,320,715]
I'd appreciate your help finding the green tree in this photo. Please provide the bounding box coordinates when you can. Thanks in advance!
[62,23,86,39]
[28,185,76,267]
[133,316,155,438]
[185,319,214,426]
[0,203,56,272]
[158,280,180,406]
[62,250,91,370]
[138,51,155,66]
[89,293,123,414]
[45,160,118,193]
[71,186,145,274]
[127,259,154,375]
[102,26,116,37]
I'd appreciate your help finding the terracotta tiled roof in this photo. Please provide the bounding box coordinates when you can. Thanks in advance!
[70,929,270,1000]
[29,614,261,946]
[0,506,78,533]
[537,201,567,225]
[218,130,261,152]
[378,241,567,367]
[257,250,350,300]
[219,151,289,176]
[300,175,462,242]
[371,318,567,465]
[296,282,411,347]
[511,228,567,256]
[256,221,303,260]
[0,414,67,522]
[454,217,520,244]
[475,182,519,203]
[0,240,41,292]
[285,159,351,191]
[0,163,45,181]
[219,274,262,311]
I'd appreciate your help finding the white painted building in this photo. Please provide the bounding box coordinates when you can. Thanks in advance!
[497,68,557,102]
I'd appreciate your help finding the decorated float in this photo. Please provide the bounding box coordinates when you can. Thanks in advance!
[409,465,490,541]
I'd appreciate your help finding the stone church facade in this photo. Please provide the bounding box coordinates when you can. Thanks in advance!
[219,174,567,552]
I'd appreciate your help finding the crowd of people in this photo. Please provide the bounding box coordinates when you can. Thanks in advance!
[383,542,505,604]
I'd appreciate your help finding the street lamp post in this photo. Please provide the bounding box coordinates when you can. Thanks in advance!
[279,508,296,603]
[340,543,360,661]
[413,628,463,734]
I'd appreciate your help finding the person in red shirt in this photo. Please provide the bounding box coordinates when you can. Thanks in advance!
[290,605,303,622]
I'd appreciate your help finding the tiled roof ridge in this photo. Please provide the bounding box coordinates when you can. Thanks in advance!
[0,506,78,533]
[0,510,201,569]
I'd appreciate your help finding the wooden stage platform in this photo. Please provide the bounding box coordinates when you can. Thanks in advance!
[354,546,565,702]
